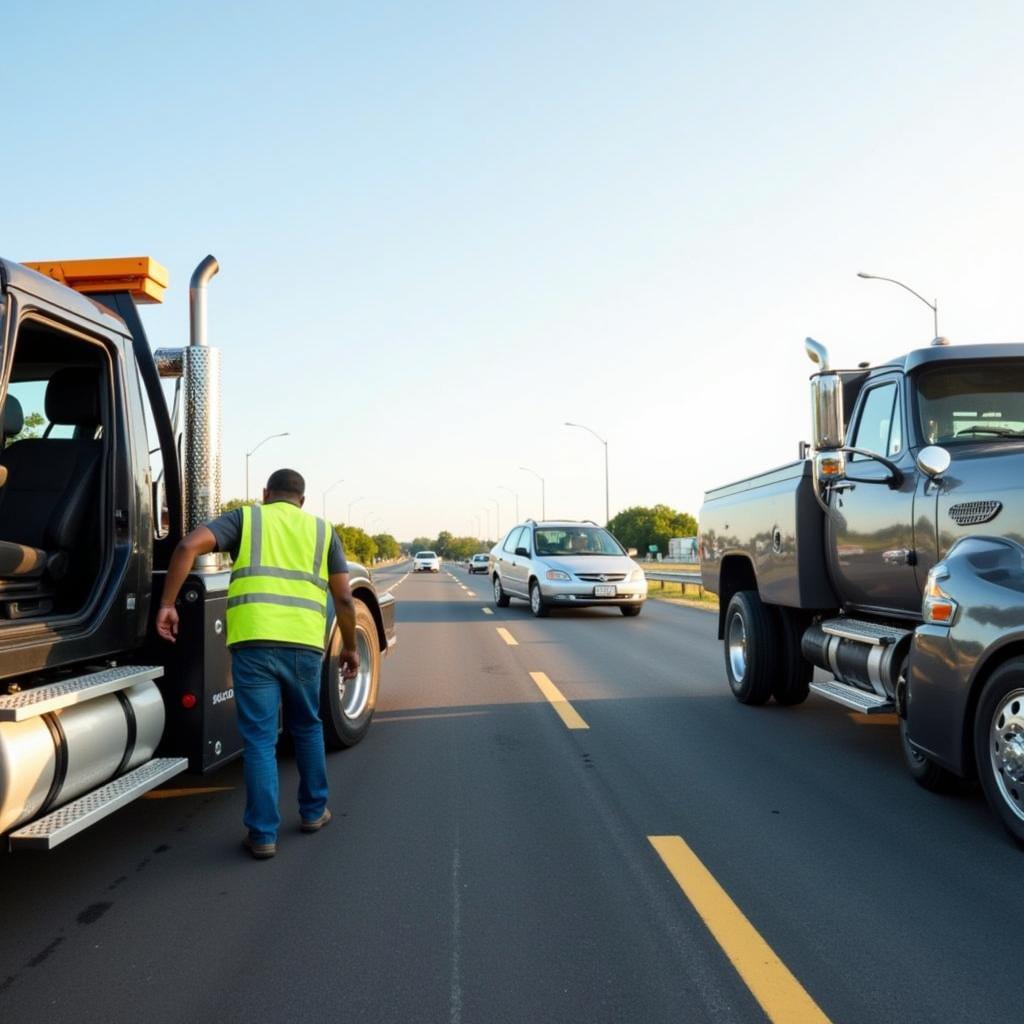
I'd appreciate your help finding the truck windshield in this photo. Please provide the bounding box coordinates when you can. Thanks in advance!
[916,362,1024,444]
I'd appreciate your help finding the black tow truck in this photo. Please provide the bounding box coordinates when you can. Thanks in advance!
[0,256,395,850]
[700,336,1024,842]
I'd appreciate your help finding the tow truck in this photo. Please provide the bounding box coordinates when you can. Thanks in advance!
[0,256,395,850]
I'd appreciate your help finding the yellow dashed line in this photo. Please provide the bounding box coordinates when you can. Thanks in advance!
[649,835,832,1024]
[528,671,589,730]
[496,627,518,646]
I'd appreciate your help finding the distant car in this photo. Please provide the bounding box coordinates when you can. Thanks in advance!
[468,553,490,574]
[490,520,647,617]
[414,550,440,572]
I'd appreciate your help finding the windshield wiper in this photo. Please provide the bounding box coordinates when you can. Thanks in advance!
[955,425,1024,438]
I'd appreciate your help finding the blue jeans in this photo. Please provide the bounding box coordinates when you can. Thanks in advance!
[231,646,328,843]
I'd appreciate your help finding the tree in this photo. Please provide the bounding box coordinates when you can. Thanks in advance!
[447,536,483,560]
[336,524,377,565]
[372,533,401,561]
[5,410,44,447]
[607,504,698,557]
[409,536,435,554]
[219,497,256,513]
[434,531,455,558]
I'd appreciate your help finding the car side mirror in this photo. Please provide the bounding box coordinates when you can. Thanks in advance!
[515,546,530,557]
[916,445,951,480]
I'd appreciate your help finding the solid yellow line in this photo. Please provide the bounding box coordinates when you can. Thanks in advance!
[649,836,831,1024]
[143,786,235,800]
[496,627,518,645]
[482,608,494,615]
[529,671,589,730]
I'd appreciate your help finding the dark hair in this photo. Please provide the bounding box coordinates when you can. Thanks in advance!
[265,468,305,497]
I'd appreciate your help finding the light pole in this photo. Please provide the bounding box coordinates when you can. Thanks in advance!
[245,431,289,501]
[857,271,939,338]
[321,477,344,520]
[490,497,501,539]
[348,496,366,524]
[565,422,609,525]
[498,485,519,524]
[519,466,546,519]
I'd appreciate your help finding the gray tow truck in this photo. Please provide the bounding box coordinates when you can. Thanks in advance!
[700,336,1024,842]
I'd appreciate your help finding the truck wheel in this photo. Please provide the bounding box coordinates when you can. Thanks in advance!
[771,608,811,706]
[322,599,380,750]
[493,574,510,607]
[529,581,549,618]
[974,660,1024,843]
[723,591,777,706]
[900,717,956,792]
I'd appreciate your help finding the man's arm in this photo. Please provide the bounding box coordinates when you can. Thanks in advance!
[155,526,218,642]
[329,572,360,679]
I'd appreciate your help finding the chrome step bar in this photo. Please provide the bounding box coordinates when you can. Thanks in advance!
[820,617,911,647]
[810,679,894,714]
[0,665,163,722]
[7,757,188,850]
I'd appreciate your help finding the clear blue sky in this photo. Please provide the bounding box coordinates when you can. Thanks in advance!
[4,2,1023,539]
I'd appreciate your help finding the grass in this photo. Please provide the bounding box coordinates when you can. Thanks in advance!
[639,562,718,610]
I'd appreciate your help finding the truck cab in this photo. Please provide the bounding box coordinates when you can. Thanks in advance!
[700,337,1024,844]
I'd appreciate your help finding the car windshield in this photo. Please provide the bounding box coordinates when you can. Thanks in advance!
[534,527,624,557]
[472,555,488,562]
[916,362,1024,444]
[416,551,437,558]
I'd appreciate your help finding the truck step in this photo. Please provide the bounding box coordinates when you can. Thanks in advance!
[820,617,911,647]
[810,679,894,714]
[7,757,188,850]
[0,664,163,722]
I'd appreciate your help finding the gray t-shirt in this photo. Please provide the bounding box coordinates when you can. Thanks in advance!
[207,502,348,652]
[207,503,348,574]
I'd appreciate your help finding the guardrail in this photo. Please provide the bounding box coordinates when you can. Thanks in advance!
[644,570,705,598]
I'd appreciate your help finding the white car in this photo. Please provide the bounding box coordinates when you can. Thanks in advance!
[468,553,490,574]
[414,550,440,572]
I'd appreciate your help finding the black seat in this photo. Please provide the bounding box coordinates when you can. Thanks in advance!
[0,368,103,589]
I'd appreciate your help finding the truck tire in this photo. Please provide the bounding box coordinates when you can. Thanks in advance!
[974,659,1024,844]
[723,590,777,705]
[493,574,510,607]
[771,608,811,706]
[322,598,380,750]
[900,717,956,792]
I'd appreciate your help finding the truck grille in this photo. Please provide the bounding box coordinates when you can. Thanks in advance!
[576,573,626,582]
[948,500,1002,526]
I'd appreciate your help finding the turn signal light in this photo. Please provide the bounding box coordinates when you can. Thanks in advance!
[923,567,958,626]
[181,693,198,709]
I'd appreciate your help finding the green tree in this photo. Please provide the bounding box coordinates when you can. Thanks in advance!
[336,524,377,565]
[372,533,401,561]
[448,536,483,560]
[5,410,44,447]
[607,504,698,557]
[434,530,455,558]
[219,496,257,513]
[409,536,434,554]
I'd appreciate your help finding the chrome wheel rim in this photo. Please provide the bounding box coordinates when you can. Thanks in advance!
[728,612,747,682]
[338,628,372,720]
[991,688,1024,822]
[493,576,502,602]
[531,586,541,613]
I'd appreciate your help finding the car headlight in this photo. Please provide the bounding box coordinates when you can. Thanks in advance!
[546,569,571,581]
[629,568,645,582]
[923,565,959,625]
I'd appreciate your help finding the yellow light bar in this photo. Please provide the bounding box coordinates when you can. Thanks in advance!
[22,257,169,304]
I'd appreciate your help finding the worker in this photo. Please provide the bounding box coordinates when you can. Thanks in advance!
[156,468,359,860]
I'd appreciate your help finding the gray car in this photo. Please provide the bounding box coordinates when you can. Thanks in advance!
[490,520,647,617]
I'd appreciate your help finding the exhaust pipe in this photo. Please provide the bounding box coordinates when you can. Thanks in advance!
[189,255,219,347]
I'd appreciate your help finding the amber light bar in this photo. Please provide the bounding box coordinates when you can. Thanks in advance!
[22,256,168,304]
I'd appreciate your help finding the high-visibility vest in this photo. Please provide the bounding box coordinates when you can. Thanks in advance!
[226,502,331,649]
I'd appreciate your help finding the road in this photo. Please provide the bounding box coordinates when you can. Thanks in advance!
[1,560,1021,1023]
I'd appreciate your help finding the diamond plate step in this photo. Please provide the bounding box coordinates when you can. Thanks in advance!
[810,679,894,714]
[0,665,163,722]
[7,757,188,850]
[820,617,911,647]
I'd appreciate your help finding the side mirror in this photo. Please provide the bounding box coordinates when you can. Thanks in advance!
[809,372,845,451]
[515,546,530,557]
[916,445,951,479]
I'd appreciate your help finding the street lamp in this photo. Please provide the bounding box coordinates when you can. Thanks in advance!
[498,485,519,524]
[565,422,609,525]
[245,431,289,501]
[519,466,546,519]
[857,271,939,338]
[321,477,344,520]
[348,496,366,523]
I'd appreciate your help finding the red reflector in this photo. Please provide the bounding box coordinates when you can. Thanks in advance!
[181,693,198,709]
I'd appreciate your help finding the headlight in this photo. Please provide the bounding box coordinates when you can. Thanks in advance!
[923,565,959,625]
[629,568,645,582]
[546,569,571,581]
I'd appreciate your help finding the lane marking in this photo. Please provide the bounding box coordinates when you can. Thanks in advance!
[466,591,476,598]
[846,712,898,726]
[482,608,494,615]
[649,835,832,1024]
[529,671,589,730]
[496,627,518,646]
[143,786,235,800]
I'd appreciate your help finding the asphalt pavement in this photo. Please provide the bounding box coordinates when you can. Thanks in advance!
[1,561,1021,1023]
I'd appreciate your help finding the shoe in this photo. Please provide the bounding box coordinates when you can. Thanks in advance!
[301,808,332,833]
[243,835,277,859]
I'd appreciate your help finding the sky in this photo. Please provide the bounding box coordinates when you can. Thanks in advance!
[3,2,1024,541]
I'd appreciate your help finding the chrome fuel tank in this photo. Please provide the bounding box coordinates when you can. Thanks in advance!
[0,680,164,833]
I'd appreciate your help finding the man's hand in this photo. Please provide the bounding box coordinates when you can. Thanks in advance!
[156,605,179,643]
[340,646,360,679]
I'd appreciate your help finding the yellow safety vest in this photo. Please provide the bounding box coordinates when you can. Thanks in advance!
[226,502,331,649]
